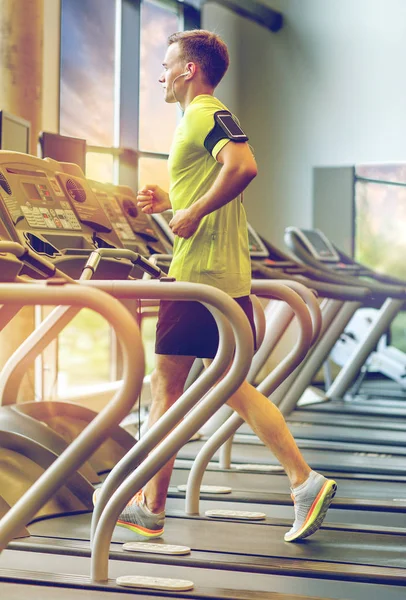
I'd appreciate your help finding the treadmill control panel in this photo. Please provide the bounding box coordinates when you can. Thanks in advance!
[287,227,340,263]
[247,223,268,258]
[0,153,124,262]
[90,185,137,243]
[90,181,172,257]
[0,170,82,232]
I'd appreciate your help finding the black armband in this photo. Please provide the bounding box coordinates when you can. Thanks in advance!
[204,111,249,155]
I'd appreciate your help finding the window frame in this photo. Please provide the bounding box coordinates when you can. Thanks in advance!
[73,0,201,190]
[56,0,200,394]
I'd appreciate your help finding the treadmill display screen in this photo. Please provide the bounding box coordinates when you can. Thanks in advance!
[247,223,268,258]
[301,229,338,261]
[23,182,42,201]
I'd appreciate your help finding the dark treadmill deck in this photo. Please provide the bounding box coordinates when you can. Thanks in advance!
[177,438,406,477]
[220,431,406,456]
[235,420,406,447]
[285,409,406,431]
[12,510,406,583]
[2,584,177,600]
[171,460,406,501]
[167,466,406,528]
[2,549,406,600]
[298,399,406,418]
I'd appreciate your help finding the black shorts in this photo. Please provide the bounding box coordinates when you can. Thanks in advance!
[155,296,256,359]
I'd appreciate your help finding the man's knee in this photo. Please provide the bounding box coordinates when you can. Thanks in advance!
[150,355,194,398]
[150,368,182,396]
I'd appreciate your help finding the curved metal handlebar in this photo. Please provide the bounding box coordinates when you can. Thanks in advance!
[0,282,145,550]
[185,279,316,514]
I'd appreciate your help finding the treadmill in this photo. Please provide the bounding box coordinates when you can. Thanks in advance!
[0,216,405,599]
[0,267,358,600]
[0,275,405,600]
[5,223,405,532]
[0,152,170,479]
[283,226,406,415]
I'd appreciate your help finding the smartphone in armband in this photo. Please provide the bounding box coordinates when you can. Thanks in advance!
[214,111,249,142]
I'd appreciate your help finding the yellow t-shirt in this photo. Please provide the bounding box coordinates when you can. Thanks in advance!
[168,94,252,298]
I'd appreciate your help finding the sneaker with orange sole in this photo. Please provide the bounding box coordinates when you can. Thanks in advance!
[93,488,165,540]
[284,471,337,542]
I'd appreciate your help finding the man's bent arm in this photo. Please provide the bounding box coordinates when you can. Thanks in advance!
[192,142,257,220]
[169,142,257,238]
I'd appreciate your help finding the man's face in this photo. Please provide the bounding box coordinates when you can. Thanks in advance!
[159,43,186,103]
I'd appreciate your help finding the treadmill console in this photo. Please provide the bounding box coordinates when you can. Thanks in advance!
[286,227,340,263]
[247,223,268,258]
[90,180,171,256]
[89,180,141,252]
[112,185,172,256]
[0,152,127,276]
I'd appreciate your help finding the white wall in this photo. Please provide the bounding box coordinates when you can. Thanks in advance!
[205,0,406,247]
[201,2,243,116]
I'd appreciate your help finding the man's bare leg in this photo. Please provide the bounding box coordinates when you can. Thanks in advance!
[143,353,195,513]
[201,358,310,487]
[118,356,335,543]
[199,363,336,541]
[225,379,310,487]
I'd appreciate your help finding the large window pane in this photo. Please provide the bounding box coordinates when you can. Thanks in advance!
[139,1,179,153]
[60,0,116,146]
[355,173,406,352]
[58,310,111,392]
[355,180,406,279]
[86,152,115,183]
[139,157,170,191]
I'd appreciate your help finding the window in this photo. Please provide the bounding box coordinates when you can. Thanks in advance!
[57,310,112,391]
[355,165,406,279]
[139,0,179,153]
[138,156,171,190]
[58,0,200,392]
[60,0,116,146]
[354,165,406,351]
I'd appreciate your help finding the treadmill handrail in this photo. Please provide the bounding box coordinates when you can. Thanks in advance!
[0,248,164,406]
[254,260,372,302]
[214,278,323,473]
[276,280,322,344]
[83,247,166,280]
[285,227,406,299]
[334,244,406,288]
[85,279,254,583]
[0,241,64,281]
[89,287,237,542]
[0,281,145,550]
[184,279,315,515]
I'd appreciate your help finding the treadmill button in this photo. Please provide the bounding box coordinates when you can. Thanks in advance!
[205,509,266,520]
[116,575,194,591]
[177,484,232,494]
[122,542,190,555]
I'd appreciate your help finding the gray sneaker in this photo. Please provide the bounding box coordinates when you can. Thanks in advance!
[284,471,337,542]
[93,488,165,540]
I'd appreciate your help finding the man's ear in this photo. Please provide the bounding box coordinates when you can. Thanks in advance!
[185,62,196,78]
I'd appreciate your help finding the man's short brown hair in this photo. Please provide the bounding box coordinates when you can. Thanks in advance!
[168,30,229,88]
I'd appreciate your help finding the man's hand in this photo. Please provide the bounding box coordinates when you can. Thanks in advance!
[169,208,201,239]
[137,184,171,214]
